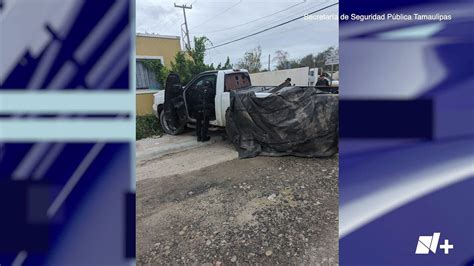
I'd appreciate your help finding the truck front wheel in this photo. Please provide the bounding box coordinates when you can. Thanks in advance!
[160,111,185,135]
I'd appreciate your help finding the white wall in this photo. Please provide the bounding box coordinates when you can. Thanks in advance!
[250,67,310,86]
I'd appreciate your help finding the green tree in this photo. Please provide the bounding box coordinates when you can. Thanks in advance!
[222,56,233,70]
[236,46,262,73]
[299,53,315,68]
[141,60,169,88]
[216,57,233,70]
[273,47,339,72]
[188,37,209,66]
[187,36,214,75]
[171,36,217,84]
[273,50,289,70]
[170,36,236,84]
[313,47,338,71]
[170,51,192,84]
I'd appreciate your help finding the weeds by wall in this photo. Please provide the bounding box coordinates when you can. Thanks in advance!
[136,115,162,140]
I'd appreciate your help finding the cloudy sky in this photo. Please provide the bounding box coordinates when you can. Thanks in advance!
[136,0,338,69]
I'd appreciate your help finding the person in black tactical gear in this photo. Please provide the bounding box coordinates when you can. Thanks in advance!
[195,80,214,142]
[316,73,330,86]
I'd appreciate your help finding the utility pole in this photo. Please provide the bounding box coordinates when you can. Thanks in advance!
[174,3,192,50]
[268,54,270,71]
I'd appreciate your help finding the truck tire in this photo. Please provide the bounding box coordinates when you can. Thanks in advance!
[160,111,185,135]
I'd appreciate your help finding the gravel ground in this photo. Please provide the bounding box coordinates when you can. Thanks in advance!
[137,155,338,265]
[137,141,237,182]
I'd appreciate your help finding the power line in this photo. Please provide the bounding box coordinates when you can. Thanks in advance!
[209,16,324,51]
[193,0,307,35]
[207,2,338,50]
[190,0,242,30]
[211,0,329,41]
[236,0,330,36]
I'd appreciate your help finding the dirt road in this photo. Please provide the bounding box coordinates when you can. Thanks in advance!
[137,151,338,265]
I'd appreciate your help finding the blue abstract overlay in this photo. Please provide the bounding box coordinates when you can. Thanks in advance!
[0,0,134,265]
[339,0,474,265]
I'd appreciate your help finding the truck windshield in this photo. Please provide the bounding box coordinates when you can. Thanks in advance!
[224,73,251,92]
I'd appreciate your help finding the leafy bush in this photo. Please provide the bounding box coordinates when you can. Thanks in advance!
[141,60,169,88]
[170,36,217,85]
[136,115,162,140]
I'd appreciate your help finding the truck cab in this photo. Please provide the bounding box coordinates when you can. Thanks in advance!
[153,69,251,135]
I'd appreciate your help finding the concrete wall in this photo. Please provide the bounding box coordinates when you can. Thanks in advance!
[136,90,155,116]
[136,34,181,68]
[250,67,310,86]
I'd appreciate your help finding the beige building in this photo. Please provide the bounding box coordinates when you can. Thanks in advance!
[136,33,181,68]
[136,33,181,116]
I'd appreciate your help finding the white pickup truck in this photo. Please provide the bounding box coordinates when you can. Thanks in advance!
[153,69,269,135]
[153,69,337,135]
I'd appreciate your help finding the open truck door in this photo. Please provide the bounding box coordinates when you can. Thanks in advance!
[161,73,187,135]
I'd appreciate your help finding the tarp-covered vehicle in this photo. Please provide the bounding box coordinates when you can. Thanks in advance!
[226,86,338,158]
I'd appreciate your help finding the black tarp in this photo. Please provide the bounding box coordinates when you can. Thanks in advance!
[226,86,338,159]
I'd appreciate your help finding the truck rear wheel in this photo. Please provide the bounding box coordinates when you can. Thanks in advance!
[160,111,185,135]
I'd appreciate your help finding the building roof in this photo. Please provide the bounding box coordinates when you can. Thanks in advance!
[136,33,180,40]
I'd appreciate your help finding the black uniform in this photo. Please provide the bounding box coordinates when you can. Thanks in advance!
[195,87,213,142]
[316,77,330,86]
